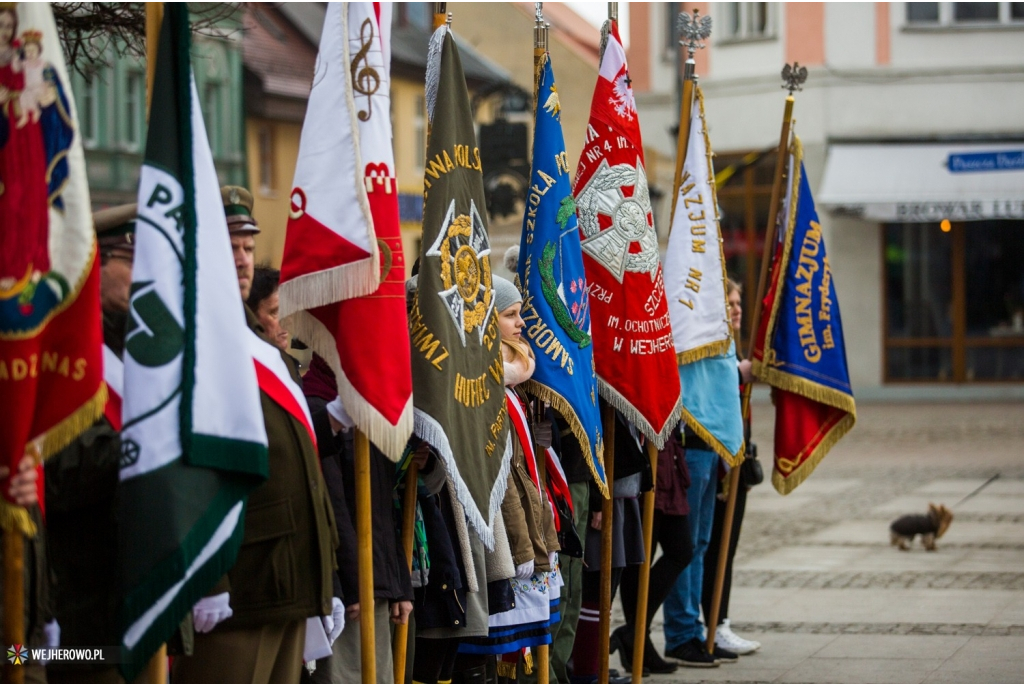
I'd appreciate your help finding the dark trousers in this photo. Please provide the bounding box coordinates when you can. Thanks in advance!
[620,512,693,635]
[414,636,460,683]
[701,482,748,625]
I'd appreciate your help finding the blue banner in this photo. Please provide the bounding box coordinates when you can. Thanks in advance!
[517,56,606,494]
[768,159,854,401]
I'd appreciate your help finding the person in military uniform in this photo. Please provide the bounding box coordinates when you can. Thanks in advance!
[45,204,137,683]
[171,187,343,684]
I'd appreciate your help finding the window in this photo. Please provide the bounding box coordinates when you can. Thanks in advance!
[204,81,222,155]
[414,95,425,170]
[80,73,100,146]
[721,2,773,41]
[258,125,274,193]
[124,70,144,149]
[665,2,679,55]
[884,221,1024,382]
[906,1,1024,25]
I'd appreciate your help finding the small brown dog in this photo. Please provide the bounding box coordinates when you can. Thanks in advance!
[890,503,953,551]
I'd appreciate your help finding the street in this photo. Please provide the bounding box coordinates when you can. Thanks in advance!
[630,400,1024,683]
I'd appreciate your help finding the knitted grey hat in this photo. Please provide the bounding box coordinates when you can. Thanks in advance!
[492,275,522,313]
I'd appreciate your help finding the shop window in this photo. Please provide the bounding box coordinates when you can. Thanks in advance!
[884,221,1024,382]
[715,148,778,347]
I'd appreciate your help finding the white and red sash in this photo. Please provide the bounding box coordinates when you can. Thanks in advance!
[248,331,317,449]
[103,344,124,431]
[506,388,564,528]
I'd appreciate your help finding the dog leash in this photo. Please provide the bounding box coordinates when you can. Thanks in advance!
[951,473,1000,509]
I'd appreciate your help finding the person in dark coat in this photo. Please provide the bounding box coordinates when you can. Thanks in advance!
[614,424,693,675]
[45,204,137,684]
[301,353,414,683]
[172,188,341,684]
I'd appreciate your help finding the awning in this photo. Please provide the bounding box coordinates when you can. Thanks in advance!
[818,143,1024,223]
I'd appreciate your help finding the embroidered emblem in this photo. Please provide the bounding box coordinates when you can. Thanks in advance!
[427,199,494,346]
[609,66,636,121]
[576,158,659,282]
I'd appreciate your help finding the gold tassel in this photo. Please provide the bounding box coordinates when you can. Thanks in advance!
[0,499,36,538]
[523,647,534,675]
[495,660,518,679]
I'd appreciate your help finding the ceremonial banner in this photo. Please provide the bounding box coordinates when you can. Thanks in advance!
[279,2,412,460]
[411,25,510,548]
[573,20,681,448]
[665,87,744,466]
[278,3,379,308]
[117,8,268,677]
[518,54,606,495]
[0,2,103,533]
[752,136,856,495]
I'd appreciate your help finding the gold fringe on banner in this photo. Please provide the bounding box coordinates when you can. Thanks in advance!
[772,410,855,495]
[521,380,609,499]
[0,499,36,537]
[40,383,107,460]
[675,338,732,367]
[752,361,857,417]
[679,405,745,469]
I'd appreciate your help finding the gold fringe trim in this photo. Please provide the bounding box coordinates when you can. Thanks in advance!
[679,405,744,469]
[520,379,609,499]
[523,647,534,675]
[496,660,518,679]
[773,410,856,495]
[40,382,107,460]
[0,499,36,537]
[752,362,856,417]
[676,337,732,367]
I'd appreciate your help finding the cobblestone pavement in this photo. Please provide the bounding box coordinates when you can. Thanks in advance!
[614,401,1024,683]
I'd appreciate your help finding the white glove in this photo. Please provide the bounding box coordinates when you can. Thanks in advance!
[548,550,559,569]
[322,597,345,644]
[44,619,60,648]
[514,560,535,580]
[326,396,355,432]
[193,592,233,634]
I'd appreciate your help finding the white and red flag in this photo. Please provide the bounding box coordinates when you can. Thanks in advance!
[279,2,412,460]
[573,20,682,448]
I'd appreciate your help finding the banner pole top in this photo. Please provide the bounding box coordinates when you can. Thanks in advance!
[678,8,712,81]
[608,2,618,22]
[782,62,809,95]
[534,3,548,51]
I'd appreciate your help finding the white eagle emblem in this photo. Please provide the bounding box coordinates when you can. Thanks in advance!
[575,158,659,283]
[609,68,636,122]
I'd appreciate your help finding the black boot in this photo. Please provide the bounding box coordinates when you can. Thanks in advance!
[643,634,679,675]
[610,626,651,677]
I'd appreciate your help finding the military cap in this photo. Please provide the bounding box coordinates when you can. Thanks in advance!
[94,203,137,258]
[221,185,260,235]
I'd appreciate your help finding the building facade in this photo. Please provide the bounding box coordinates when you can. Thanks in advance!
[71,10,246,208]
[631,2,1024,396]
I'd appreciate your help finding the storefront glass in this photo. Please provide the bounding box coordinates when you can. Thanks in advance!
[884,220,1024,381]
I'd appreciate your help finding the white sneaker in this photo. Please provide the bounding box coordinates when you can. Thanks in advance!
[714,619,761,655]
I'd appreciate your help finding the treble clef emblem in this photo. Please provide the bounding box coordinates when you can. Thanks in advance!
[350,17,381,122]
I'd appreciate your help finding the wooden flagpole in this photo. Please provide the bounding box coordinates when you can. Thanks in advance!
[355,430,376,683]
[531,7,552,683]
[705,64,805,655]
[629,442,657,683]
[392,461,418,683]
[142,5,168,682]
[597,403,616,685]
[628,10,709,682]
[1,444,37,685]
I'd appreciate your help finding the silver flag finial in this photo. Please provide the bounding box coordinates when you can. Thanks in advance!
[535,2,543,23]
[781,62,809,95]
[678,8,712,58]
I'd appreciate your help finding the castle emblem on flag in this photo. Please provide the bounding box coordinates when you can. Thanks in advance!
[576,159,658,282]
[427,199,495,345]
